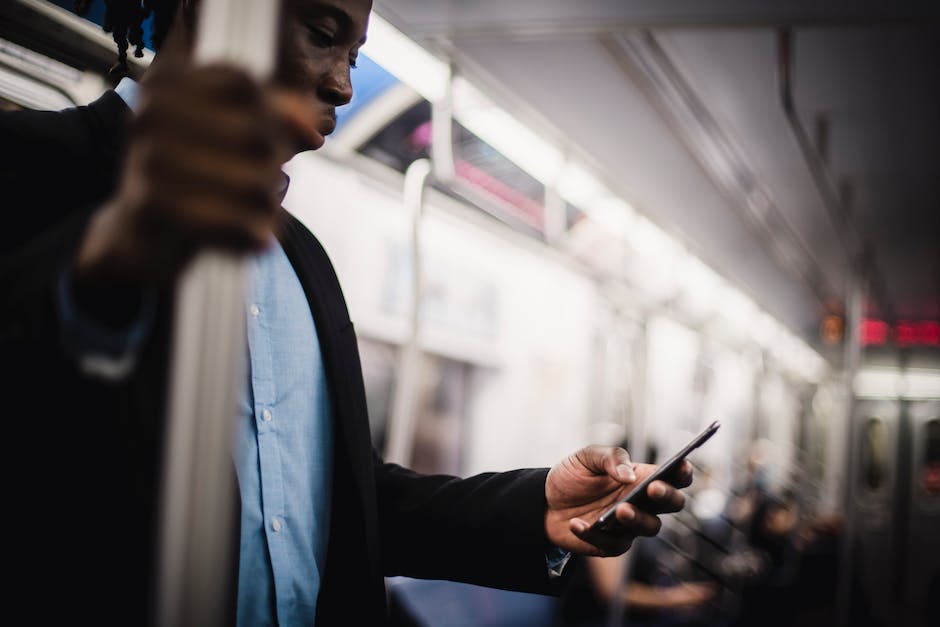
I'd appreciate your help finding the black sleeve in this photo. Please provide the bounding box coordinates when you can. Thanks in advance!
[0,93,148,353]
[0,91,129,253]
[374,451,570,595]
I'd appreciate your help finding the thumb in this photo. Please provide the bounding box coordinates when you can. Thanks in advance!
[577,445,636,483]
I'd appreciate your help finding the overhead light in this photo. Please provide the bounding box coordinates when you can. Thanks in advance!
[626,215,682,258]
[623,215,687,300]
[452,77,564,185]
[557,162,611,210]
[752,311,781,348]
[853,367,940,399]
[855,368,904,399]
[678,256,723,319]
[903,369,940,399]
[361,14,449,102]
[717,284,757,330]
[789,337,826,383]
[585,196,635,234]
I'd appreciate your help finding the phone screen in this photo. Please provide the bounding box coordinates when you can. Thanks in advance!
[591,420,720,531]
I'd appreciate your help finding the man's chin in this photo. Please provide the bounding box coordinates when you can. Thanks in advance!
[292,132,325,155]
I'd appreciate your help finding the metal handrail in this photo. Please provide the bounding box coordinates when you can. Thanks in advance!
[156,1,280,625]
[385,158,433,465]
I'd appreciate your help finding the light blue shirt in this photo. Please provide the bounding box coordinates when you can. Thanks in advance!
[235,241,333,627]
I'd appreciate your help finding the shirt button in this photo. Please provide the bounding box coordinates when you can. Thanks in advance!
[272,518,282,532]
[249,303,260,317]
[262,409,273,422]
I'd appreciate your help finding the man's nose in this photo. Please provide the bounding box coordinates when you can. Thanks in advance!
[318,66,353,107]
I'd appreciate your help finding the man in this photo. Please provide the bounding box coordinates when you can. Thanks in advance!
[0,0,691,624]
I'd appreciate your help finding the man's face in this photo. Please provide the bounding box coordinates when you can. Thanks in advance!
[274,0,372,151]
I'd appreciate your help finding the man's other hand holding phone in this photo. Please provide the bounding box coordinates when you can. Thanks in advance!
[544,446,693,557]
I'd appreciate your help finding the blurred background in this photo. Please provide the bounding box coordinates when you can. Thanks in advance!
[1,0,938,625]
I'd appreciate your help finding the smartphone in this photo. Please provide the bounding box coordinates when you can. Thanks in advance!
[590,420,720,533]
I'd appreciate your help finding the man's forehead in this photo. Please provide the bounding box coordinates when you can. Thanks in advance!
[290,0,373,22]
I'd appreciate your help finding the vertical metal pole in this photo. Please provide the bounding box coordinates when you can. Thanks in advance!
[157,1,280,625]
[835,277,864,627]
[386,71,451,465]
[893,349,912,624]
[385,158,433,465]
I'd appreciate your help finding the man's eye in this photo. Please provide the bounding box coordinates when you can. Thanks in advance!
[309,28,335,48]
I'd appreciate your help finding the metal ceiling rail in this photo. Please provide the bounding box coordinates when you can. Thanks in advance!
[776,28,895,322]
[605,30,834,314]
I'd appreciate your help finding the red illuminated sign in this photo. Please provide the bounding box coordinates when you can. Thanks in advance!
[924,462,940,496]
[860,319,940,347]
[860,319,889,345]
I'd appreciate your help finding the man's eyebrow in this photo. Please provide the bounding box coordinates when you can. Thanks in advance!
[308,4,367,44]
[320,4,351,28]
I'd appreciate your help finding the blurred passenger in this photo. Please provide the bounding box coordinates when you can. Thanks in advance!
[789,512,842,626]
[0,0,695,624]
[729,493,847,627]
[731,492,801,627]
[557,532,719,627]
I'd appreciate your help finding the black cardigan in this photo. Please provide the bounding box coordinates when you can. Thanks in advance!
[0,91,567,625]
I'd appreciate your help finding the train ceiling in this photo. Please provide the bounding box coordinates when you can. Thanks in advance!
[376,0,940,337]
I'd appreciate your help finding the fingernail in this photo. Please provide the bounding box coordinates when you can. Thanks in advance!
[617,464,636,482]
[651,483,665,498]
[575,521,588,533]
[622,506,635,521]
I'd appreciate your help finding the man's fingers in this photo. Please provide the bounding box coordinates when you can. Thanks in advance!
[674,460,694,488]
[614,503,663,537]
[576,445,635,482]
[570,518,635,557]
[646,480,686,514]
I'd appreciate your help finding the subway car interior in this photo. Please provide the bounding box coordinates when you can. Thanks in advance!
[1,1,938,626]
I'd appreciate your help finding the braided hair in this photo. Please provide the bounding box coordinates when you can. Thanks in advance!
[74,1,183,81]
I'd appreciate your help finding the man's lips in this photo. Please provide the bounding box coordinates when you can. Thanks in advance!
[307,130,326,151]
[305,116,335,151]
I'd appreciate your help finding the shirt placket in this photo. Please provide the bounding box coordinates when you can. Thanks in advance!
[247,281,291,621]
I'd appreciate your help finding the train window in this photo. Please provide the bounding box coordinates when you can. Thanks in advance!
[923,419,940,496]
[451,121,547,237]
[566,201,588,230]
[860,417,888,492]
[358,99,432,173]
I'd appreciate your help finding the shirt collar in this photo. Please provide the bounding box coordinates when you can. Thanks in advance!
[114,77,141,113]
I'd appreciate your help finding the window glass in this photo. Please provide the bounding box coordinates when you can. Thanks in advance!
[358,99,431,173]
[451,121,546,237]
[861,417,887,491]
[566,201,588,230]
